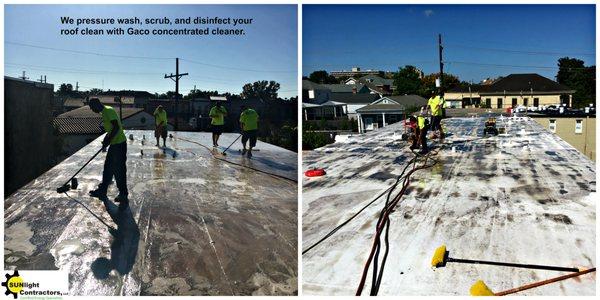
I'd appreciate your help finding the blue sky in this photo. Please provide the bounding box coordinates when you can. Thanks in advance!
[303,4,595,82]
[5,5,297,98]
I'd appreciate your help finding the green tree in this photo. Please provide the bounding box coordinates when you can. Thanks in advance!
[393,66,422,95]
[418,72,461,97]
[308,70,338,84]
[556,57,595,108]
[57,83,73,95]
[241,80,280,100]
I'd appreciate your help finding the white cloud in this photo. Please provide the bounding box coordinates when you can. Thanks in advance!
[424,9,434,17]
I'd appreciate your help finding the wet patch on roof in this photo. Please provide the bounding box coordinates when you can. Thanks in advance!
[5,131,297,296]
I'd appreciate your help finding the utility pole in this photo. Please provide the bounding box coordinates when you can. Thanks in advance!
[438,34,444,94]
[76,81,79,91]
[19,71,28,80]
[164,57,188,130]
[38,75,46,83]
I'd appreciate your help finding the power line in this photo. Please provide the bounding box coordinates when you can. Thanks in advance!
[5,63,163,76]
[180,58,296,73]
[445,60,592,70]
[5,63,275,84]
[5,41,173,60]
[446,43,595,57]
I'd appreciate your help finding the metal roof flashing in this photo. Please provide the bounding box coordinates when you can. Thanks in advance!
[302,116,595,296]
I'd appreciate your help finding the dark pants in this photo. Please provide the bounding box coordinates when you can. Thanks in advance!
[242,130,258,148]
[99,142,128,196]
[419,127,428,152]
[431,116,443,131]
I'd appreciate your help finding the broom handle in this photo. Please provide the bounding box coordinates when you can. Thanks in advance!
[450,258,579,272]
[61,147,103,186]
[495,267,596,296]
[223,134,242,153]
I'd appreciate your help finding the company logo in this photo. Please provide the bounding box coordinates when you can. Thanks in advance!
[2,270,23,299]
[1,270,64,299]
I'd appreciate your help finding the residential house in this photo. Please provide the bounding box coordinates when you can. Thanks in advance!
[62,97,86,112]
[302,79,331,103]
[96,95,136,108]
[355,95,427,133]
[320,83,370,94]
[444,73,575,109]
[330,93,381,119]
[352,74,395,96]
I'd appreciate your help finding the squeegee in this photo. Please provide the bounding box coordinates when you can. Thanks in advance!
[431,245,580,272]
[470,268,596,296]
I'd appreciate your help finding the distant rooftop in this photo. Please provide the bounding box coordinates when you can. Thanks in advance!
[5,131,297,295]
[446,74,574,95]
[53,107,146,134]
[302,116,595,296]
[210,96,228,101]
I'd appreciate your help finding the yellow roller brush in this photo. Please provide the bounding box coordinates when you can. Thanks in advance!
[430,245,579,272]
[470,268,596,296]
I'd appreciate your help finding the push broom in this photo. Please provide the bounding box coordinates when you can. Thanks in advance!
[56,147,104,193]
[431,245,580,272]
[221,134,242,156]
[469,267,596,296]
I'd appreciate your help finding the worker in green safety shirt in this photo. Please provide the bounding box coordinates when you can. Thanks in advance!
[427,90,445,142]
[239,105,259,158]
[87,98,129,209]
[153,105,168,147]
[209,101,227,147]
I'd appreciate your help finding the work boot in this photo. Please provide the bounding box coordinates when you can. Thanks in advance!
[89,188,107,199]
[247,151,252,158]
[419,149,429,155]
[241,148,247,155]
[114,193,128,203]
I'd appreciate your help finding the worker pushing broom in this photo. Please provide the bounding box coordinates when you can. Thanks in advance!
[87,98,129,210]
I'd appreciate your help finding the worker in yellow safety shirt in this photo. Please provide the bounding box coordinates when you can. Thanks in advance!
[427,90,445,142]
[239,105,259,158]
[87,97,129,209]
[153,105,168,147]
[415,106,429,154]
[209,100,227,147]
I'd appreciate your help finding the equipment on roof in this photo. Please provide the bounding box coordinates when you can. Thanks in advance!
[431,245,579,272]
[305,168,326,177]
[470,268,596,296]
[56,147,104,193]
[483,117,499,135]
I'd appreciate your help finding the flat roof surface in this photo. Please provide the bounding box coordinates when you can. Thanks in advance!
[302,117,595,296]
[5,131,297,296]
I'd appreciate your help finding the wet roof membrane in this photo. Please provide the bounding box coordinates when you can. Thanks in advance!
[302,116,596,296]
[4,131,297,296]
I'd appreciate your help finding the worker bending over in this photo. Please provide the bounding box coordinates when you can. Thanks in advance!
[88,98,129,209]
[153,105,168,147]
[209,101,227,147]
[414,106,429,154]
[427,90,445,142]
[239,105,259,158]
